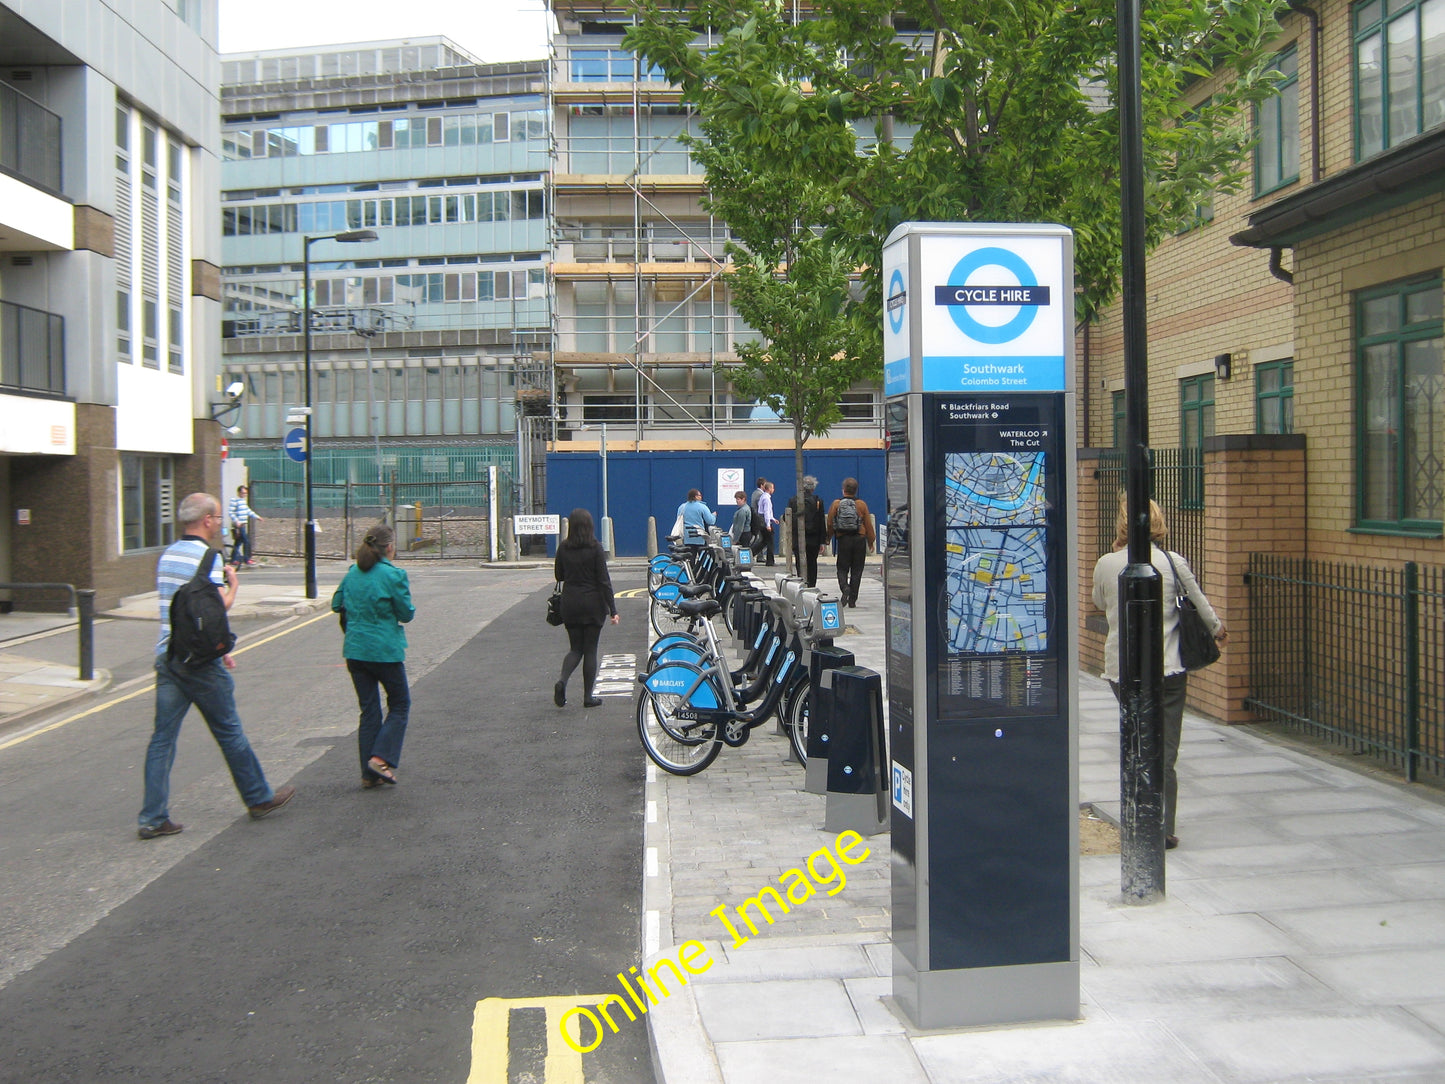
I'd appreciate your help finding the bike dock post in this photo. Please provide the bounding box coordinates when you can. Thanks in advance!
[818,665,889,836]
[803,637,854,792]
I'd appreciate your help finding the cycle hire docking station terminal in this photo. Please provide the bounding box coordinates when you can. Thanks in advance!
[882,222,1079,1029]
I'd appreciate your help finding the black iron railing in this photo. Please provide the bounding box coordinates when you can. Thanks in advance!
[1246,554,1445,783]
[0,299,65,396]
[1091,447,1206,584]
[0,80,62,194]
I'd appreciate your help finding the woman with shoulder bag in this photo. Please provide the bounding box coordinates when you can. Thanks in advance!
[554,508,620,709]
[331,524,416,787]
[1091,498,1227,850]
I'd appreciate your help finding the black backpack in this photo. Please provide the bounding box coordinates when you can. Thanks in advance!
[168,547,237,666]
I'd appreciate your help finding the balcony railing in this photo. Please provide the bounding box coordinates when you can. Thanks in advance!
[554,228,729,265]
[0,299,65,396]
[0,81,62,195]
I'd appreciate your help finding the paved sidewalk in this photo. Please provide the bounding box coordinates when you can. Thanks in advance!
[643,568,1445,1083]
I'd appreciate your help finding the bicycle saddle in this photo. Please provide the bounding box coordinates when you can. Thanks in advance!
[677,598,723,618]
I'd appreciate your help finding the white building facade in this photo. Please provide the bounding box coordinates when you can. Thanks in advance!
[0,0,223,606]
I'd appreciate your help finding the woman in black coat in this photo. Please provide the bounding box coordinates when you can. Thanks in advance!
[553,508,620,708]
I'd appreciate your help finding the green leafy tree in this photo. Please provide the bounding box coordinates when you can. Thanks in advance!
[626,0,1288,338]
[688,114,873,509]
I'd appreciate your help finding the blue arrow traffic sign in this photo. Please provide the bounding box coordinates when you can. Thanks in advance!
[284,426,309,463]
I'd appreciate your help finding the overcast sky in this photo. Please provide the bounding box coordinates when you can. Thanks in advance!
[218,0,554,64]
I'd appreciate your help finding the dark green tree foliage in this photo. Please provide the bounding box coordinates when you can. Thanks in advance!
[626,0,1288,354]
[690,110,873,494]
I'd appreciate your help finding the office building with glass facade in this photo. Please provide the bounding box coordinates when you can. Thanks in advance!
[218,41,551,508]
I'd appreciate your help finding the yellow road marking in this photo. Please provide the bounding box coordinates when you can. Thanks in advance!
[468,995,608,1084]
[615,587,649,598]
[0,609,336,751]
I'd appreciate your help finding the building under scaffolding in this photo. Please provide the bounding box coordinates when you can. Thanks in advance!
[545,1,885,465]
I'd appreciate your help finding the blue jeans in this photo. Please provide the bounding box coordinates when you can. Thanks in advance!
[347,658,410,777]
[140,655,274,828]
[229,525,251,565]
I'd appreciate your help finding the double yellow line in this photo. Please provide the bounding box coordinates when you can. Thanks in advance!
[0,610,335,752]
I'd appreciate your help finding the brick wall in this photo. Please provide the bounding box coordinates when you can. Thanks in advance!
[1076,437,1307,723]
[10,411,224,611]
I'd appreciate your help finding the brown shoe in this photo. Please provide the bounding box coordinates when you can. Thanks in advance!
[138,819,184,840]
[248,784,296,820]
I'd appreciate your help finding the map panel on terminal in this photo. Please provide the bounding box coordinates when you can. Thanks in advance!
[943,450,1048,655]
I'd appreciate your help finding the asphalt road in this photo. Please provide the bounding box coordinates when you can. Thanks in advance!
[0,563,655,1083]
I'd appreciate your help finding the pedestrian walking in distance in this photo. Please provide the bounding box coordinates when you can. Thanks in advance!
[748,477,769,564]
[554,508,620,708]
[138,492,295,839]
[758,481,779,565]
[728,490,753,548]
[227,484,263,567]
[1091,498,1227,849]
[826,477,875,607]
[331,524,416,787]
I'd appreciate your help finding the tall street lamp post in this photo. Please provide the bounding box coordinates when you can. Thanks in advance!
[1115,0,1166,902]
[302,229,378,599]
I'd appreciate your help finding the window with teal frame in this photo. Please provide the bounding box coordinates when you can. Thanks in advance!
[1353,0,1445,160]
[1255,46,1300,195]
[1256,359,1295,434]
[1180,374,1215,507]
[1175,101,1217,232]
[1356,275,1444,532]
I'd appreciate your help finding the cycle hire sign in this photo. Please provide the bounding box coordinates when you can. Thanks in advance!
[883,223,1072,397]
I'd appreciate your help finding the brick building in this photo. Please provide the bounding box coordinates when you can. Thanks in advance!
[1082,0,1443,745]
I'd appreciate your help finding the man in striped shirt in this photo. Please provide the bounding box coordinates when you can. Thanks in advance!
[138,491,295,839]
[227,484,263,567]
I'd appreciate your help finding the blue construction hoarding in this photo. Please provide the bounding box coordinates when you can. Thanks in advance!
[545,447,886,556]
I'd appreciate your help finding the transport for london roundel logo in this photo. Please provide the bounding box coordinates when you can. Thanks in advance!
[945,247,1040,345]
[887,268,907,334]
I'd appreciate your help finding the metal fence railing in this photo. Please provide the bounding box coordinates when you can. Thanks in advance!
[1246,554,1445,783]
[1091,447,1206,583]
[247,476,518,562]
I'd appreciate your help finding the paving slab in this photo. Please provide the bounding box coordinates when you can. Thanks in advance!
[715,1035,928,1084]
[1264,899,1445,953]
[911,1020,1223,1084]
[695,978,862,1042]
[1301,947,1445,1004]
[1166,1011,1445,1083]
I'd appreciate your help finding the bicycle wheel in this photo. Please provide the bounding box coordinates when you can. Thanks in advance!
[785,681,810,764]
[649,596,693,638]
[636,688,722,775]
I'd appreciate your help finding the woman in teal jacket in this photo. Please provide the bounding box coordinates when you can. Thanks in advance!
[331,524,416,786]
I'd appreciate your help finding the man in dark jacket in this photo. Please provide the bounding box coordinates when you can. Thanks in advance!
[787,475,827,587]
[749,477,771,565]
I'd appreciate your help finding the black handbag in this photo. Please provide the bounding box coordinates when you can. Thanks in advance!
[546,582,564,626]
[1163,551,1220,671]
